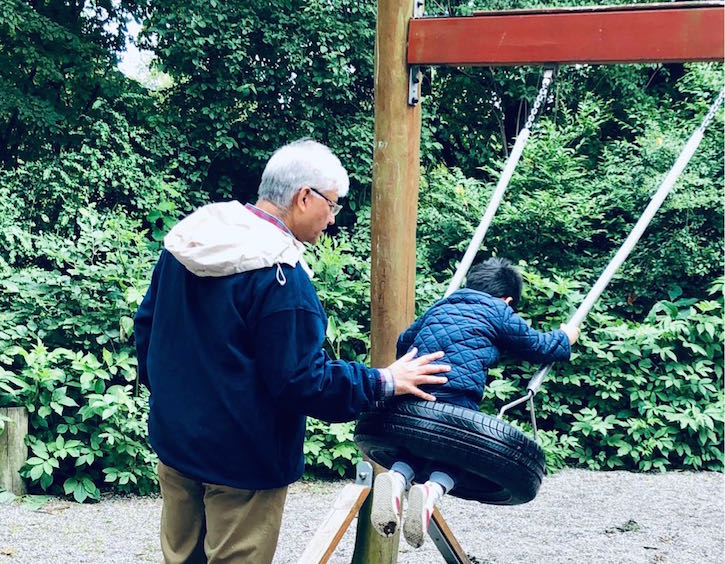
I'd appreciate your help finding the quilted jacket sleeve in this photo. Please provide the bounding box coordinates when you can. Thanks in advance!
[496,306,571,364]
[396,314,426,358]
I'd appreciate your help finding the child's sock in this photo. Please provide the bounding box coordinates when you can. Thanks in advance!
[390,460,415,489]
[429,470,455,494]
[426,480,445,502]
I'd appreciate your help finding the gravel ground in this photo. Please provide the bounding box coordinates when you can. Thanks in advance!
[0,469,722,563]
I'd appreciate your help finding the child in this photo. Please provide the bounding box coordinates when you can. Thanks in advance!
[370,257,579,548]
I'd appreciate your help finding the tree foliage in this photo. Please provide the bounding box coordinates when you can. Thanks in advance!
[0,0,148,166]
[139,0,378,204]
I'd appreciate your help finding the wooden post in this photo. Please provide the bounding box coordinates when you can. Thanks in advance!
[369,0,422,367]
[354,0,423,561]
[351,460,401,564]
[0,407,28,495]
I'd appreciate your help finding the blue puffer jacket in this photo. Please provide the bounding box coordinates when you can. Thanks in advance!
[397,289,571,410]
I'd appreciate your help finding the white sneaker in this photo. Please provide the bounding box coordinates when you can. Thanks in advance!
[371,471,406,537]
[403,482,443,548]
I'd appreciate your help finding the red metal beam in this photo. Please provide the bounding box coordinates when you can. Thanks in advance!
[408,3,725,66]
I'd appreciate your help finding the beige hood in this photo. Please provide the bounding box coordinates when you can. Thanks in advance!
[164,201,312,278]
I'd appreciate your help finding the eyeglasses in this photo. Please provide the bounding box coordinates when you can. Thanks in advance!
[309,187,343,217]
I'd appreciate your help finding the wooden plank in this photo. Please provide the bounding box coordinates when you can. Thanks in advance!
[428,507,471,564]
[472,1,724,16]
[298,483,371,564]
[408,5,725,66]
[0,407,28,495]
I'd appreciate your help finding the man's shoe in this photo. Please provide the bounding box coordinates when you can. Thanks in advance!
[403,482,442,548]
[370,471,405,537]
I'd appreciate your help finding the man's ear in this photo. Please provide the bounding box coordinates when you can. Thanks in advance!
[293,187,310,211]
[502,296,513,305]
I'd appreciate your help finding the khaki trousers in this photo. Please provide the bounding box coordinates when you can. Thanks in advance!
[158,461,288,564]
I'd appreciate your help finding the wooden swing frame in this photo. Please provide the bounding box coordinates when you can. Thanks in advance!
[299,2,724,563]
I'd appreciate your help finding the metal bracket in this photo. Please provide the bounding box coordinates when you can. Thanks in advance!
[408,65,422,106]
[354,460,373,487]
[497,389,540,442]
[413,0,424,17]
[408,0,425,106]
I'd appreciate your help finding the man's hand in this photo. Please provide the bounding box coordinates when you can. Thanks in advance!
[561,323,580,345]
[387,348,450,402]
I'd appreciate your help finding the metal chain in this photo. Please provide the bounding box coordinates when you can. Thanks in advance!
[524,68,555,130]
[698,86,725,133]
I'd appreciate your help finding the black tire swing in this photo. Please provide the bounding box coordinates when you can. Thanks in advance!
[355,400,544,504]
[356,81,725,506]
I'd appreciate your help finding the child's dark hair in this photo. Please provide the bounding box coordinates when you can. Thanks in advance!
[465,257,523,308]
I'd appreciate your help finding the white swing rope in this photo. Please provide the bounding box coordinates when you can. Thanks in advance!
[498,85,725,436]
[445,68,556,297]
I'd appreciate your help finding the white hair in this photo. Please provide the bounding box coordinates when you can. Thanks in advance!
[258,138,350,208]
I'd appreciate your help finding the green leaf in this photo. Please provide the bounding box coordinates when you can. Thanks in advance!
[63,478,78,495]
[29,464,44,481]
[21,495,53,511]
[73,482,87,503]
[667,286,683,300]
[40,472,53,490]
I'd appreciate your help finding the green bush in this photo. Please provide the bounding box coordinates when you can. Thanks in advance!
[302,232,371,477]
[304,419,360,478]
[1,208,159,357]
[1,343,156,502]
[0,92,188,500]
[0,97,190,250]
[307,232,370,363]
[0,208,160,501]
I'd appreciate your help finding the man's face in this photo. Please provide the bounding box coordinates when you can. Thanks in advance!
[292,186,339,244]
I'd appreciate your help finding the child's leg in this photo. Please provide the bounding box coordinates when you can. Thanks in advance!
[370,461,415,537]
[429,470,455,494]
[390,461,415,488]
[403,470,456,548]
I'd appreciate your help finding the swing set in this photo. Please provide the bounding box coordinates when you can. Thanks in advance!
[299,2,724,563]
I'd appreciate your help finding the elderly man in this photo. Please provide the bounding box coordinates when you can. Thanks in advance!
[134,138,450,564]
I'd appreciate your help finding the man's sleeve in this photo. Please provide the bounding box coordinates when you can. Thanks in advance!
[496,306,571,364]
[254,307,383,422]
[133,254,163,392]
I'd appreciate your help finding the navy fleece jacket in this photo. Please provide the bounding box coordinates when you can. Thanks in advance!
[135,248,383,490]
[397,289,571,410]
